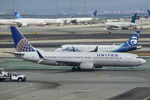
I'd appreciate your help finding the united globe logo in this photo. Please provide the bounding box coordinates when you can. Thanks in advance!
[16,39,35,52]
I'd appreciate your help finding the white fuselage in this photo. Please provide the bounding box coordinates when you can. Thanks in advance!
[55,45,120,52]
[18,51,145,67]
[0,19,15,25]
[15,18,63,26]
[73,18,94,23]
[105,21,136,29]
[15,18,46,26]
[44,19,63,24]
[60,17,95,24]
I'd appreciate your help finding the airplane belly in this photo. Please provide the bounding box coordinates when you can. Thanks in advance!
[95,60,139,66]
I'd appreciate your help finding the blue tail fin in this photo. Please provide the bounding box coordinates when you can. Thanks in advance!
[130,13,137,23]
[10,26,35,52]
[37,50,43,59]
[114,30,140,52]
[125,30,140,47]
[14,10,22,19]
[92,10,97,17]
[147,9,150,16]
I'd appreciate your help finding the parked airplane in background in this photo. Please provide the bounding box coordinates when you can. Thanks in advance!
[14,10,63,27]
[147,9,150,16]
[8,26,145,71]
[0,19,15,25]
[55,30,141,52]
[60,10,98,24]
[105,13,137,30]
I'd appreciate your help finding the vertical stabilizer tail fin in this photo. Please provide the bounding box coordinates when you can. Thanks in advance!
[114,30,140,52]
[92,10,97,17]
[14,10,22,19]
[147,9,150,16]
[130,13,137,23]
[90,46,98,52]
[121,30,140,47]
[127,30,140,47]
[10,26,35,52]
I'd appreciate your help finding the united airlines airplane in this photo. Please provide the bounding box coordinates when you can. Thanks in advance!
[56,30,141,52]
[105,13,137,30]
[8,26,145,71]
[60,10,98,24]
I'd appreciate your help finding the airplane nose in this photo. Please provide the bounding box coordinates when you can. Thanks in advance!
[140,59,146,64]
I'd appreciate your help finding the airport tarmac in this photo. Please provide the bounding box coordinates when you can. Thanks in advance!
[0,24,150,50]
[0,66,150,100]
[0,24,150,57]
[0,59,150,100]
[0,24,150,100]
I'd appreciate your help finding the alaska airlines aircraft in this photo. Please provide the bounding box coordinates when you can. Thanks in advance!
[105,13,137,30]
[14,10,63,27]
[55,30,141,52]
[60,10,98,24]
[8,26,145,71]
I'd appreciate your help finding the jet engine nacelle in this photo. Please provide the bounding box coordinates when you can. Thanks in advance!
[79,62,94,69]
[17,23,28,27]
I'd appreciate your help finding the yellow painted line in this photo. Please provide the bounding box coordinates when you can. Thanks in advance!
[0,32,10,34]
[96,71,102,76]
[142,74,150,76]
[0,60,3,63]
[143,96,150,100]
[33,32,39,34]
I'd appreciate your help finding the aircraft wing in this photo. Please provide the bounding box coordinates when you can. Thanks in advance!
[37,50,81,65]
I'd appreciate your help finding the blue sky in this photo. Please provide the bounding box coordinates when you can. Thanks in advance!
[0,0,150,15]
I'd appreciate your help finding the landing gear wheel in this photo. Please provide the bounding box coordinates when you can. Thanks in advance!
[71,67,76,72]
[77,67,81,71]
[129,67,134,71]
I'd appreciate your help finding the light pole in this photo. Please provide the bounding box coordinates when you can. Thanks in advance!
[56,0,58,18]
[13,0,15,25]
[70,0,72,18]
[140,8,143,29]
[83,0,87,17]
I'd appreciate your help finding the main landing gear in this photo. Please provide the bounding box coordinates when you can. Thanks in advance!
[71,66,81,72]
[129,66,138,71]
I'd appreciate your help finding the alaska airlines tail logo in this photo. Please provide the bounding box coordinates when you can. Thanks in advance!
[16,39,35,52]
[113,30,140,52]
[130,13,137,23]
[130,36,137,45]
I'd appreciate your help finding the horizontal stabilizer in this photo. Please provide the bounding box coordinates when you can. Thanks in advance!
[3,52,24,56]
